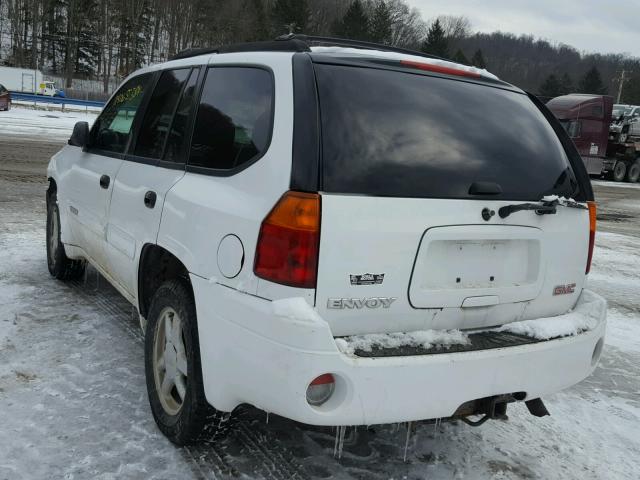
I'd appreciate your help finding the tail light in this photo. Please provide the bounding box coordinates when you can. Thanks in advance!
[254,191,320,288]
[586,201,596,274]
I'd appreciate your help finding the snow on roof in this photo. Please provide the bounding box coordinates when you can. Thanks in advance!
[310,46,498,80]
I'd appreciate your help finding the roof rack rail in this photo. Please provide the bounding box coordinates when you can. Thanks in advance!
[276,34,445,62]
[169,35,448,63]
[170,39,310,61]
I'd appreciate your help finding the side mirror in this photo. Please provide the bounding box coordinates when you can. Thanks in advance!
[68,121,89,148]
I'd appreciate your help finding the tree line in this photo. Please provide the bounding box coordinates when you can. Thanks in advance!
[0,0,638,103]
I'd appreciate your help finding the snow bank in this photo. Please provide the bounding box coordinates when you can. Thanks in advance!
[497,289,606,340]
[0,105,97,140]
[336,329,470,356]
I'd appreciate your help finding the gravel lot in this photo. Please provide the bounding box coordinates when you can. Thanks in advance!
[1,136,639,480]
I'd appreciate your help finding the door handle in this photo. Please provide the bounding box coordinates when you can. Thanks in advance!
[144,190,157,209]
[99,174,110,189]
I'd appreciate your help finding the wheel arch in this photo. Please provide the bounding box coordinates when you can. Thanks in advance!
[137,243,193,319]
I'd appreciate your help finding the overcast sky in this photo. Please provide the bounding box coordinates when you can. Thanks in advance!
[406,0,639,57]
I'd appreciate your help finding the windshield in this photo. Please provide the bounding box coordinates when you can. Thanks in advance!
[316,64,579,201]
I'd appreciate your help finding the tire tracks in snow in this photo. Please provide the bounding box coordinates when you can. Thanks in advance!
[69,270,310,480]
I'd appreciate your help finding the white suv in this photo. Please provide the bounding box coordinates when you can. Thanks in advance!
[46,36,607,445]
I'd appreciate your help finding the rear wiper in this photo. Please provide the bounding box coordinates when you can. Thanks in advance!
[498,197,587,219]
[498,202,557,218]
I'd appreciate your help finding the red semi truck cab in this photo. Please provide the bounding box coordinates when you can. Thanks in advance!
[547,94,613,176]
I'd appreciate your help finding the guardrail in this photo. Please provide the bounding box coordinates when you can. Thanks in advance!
[10,92,105,108]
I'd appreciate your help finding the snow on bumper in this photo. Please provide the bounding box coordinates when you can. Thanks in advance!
[191,276,607,426]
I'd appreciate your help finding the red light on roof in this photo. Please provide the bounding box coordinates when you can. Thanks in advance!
[400,60,481,78]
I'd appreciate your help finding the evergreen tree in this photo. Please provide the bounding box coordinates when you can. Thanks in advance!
[421,19,448,58]
[247,0,269,41]
[42,0,68,74]
[271,0,310,35]
[471,49,486,69]
[369,1,392,44]
[539,74,562,98]
[452,49,469,65]
[559,72,573,95]
[578,66,607,94]
[334,0,370,41]
[621,73,640,105]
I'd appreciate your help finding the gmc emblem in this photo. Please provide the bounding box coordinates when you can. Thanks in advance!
[553,283,576,296]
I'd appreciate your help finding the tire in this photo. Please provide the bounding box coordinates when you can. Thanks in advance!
[46,189,85,280]
[145,279,234,446]
[626,160,640,183]
[612,161,627,182]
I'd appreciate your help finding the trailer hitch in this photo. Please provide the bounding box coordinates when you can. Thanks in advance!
[458,394,512,427]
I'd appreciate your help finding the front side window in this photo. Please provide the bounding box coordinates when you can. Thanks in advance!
[90,74,151,154]
[189,67,274,171]
[0,84,7,94]
[134,68,191,159]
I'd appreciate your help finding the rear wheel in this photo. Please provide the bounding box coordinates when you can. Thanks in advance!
[46,190,85,280]
[145,279,234,445]
[612,161,627,182]
[626,160,640,183]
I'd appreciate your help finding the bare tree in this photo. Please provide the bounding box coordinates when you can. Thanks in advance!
[386,0,426,48]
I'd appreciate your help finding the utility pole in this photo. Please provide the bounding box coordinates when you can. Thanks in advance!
[617,69,626,103]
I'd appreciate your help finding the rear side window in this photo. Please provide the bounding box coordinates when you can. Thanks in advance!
[90,74,151,154]
[189,67,274,171]
[134,68,191,159]
[315,64,579,201]
[0,84,6,93]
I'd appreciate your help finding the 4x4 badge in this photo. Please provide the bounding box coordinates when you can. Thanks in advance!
[350,273,384,286]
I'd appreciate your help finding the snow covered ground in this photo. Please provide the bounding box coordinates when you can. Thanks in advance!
[0,133,639,479]
[0,105,97,141]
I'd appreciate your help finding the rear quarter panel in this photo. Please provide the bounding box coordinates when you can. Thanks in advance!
[157,52,312,300]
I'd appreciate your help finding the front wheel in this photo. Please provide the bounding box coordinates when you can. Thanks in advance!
[145,279,234,446]
[46,190,85,280]
[626,160,640,183]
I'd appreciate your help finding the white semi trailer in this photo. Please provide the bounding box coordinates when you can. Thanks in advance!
[0,66,44,94]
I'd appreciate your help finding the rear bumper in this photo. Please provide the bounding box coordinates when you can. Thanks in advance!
[191,276,607,426]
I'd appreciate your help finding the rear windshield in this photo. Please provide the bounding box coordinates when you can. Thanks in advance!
[315,64,579,201]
